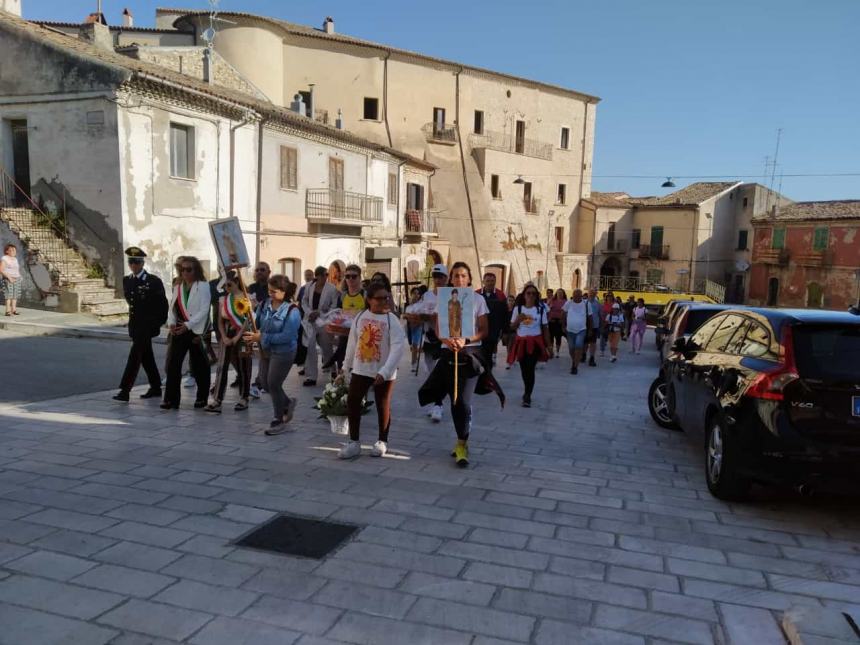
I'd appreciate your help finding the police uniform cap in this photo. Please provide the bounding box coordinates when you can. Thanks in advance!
[125,246,146,261]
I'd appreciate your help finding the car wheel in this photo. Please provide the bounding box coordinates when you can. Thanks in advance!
[648,377,678,430]
[704,413,750,501]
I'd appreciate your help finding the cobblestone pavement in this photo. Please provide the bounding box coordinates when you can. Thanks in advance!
[1,331,859,644]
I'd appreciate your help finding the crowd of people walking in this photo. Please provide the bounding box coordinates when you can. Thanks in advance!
[112,245,645,467]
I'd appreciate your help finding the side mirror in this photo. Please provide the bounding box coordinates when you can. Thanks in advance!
[672,337,688,353]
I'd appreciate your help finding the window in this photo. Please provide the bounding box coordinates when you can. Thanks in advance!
[363,97,379,120]
[278,257,300,283]
[557,184,566,205]
[523,181,534,211]
[650,226,664,249]
[646,269,663,285]
[560,127,570,150]
[515,120,525,154]
[737,229,748,251]
[329,157,344,190]
[433,107,445,127]
[739,321,773,359]
[473,110,484,135]
[771,227,785,249]
[169,123,194,179]
[555,227,564,252]
[812,226,829,251]
[406,183,424,211]
[279,146,298,190]
[793,325,860,381]
[705,315,746,353]
[743,197,749,208]
[490,174,500,199]
[631,229,641,249]
[387,172,397,205]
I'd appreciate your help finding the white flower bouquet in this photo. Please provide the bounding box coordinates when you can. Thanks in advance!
[313,377,372,419]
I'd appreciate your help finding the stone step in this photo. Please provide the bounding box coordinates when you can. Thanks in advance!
[79,291,122,306]
[66,278,112,292]
[82,300,128,317]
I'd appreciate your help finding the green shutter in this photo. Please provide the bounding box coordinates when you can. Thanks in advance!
[771,228,785,249]
[812,227,829,251]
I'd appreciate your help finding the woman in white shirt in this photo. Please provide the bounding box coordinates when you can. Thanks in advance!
[1,244,21,316]
[508,283,551,407]
[338,281,407,459]
[162,256,211,410]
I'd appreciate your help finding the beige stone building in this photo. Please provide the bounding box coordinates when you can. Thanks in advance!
[139,8,600,293]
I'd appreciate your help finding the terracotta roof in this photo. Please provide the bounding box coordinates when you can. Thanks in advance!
[583,192,632,208]
[159,8,600,103]
[631,182,740,207]
[32,19,186,34]
[752,200,860,222]
[1,12,434,171]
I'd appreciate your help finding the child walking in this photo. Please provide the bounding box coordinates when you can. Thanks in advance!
[338,281,407,459]
[629,298,647,354]
[606,302,625,362]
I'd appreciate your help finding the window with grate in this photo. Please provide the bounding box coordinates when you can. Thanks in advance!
[280,146,298,190]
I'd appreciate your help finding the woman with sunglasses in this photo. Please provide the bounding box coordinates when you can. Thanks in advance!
[162,257,211,410]
[508,284,552,407]
[205,271,252,413]
[243,275,302,434]
[323,264,366,372]
[338,281,406,459]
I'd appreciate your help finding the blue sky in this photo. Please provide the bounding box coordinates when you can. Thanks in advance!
[25,0,860,200]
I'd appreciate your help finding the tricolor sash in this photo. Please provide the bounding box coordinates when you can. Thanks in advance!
[174,283,191,322]
[221,294,247,332]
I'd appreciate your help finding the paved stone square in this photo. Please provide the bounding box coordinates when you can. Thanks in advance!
[1,331,859,644]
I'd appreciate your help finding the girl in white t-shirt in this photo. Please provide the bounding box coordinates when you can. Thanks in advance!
[338,281,407,459]
[508,284,551,407]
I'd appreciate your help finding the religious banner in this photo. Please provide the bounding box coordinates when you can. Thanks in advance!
[436,287,475,340]
[209,217,250,270]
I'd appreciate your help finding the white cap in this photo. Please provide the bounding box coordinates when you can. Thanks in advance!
[431,263,448,277]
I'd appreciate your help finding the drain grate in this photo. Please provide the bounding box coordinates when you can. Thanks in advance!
[234,514,360,559]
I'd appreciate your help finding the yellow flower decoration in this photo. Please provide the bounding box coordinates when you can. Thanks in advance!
[234,297,251,316]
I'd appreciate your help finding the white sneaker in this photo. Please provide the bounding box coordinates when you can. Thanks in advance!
[338,440,361,459]
[250,384,261,399]
[430,405,443,423]
[370,441,387,457]
[183,376,195,388]
[610,356,617,363]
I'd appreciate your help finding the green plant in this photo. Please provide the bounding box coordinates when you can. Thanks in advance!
[87,262,106,279]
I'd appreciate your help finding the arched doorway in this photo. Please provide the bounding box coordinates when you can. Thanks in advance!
[767,277,779,306]
[806,282,823,308]
[600,257,622,278]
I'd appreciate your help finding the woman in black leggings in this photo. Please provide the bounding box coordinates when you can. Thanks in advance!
[506,284,551,407]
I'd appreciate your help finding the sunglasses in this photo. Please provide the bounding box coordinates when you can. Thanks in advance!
[345,274,359,279]
[181,266,194,273]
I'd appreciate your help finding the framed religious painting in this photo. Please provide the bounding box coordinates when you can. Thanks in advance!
[436,286,475,340]
[209,217,250,270]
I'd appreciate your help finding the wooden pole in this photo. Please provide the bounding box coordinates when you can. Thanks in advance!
[453,349,459,405]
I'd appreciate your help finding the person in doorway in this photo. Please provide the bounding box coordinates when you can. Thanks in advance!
[547,288,567,357]
[476,272,507,366]
[585,289,601,366]
[113,246,168,402]
[244,275,301,434]
[606,302,625,362]
[337,281,407,459]
[301,265,339,385]
[206,271,253,413]
[562,288,590,375]
[629,298,647,354]
[508,283,551,407]
[162,257,211,410]
[1,244,21,317]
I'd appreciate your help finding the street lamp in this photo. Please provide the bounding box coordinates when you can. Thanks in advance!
[513,175,525,184]
[661,177,676,188]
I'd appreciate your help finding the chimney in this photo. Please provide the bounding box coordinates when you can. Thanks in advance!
[323,16,335,34]
[0,0,22,17]
[290,94,307,117]
[202,48,212,83]
[79,21,113,51]
[122,8,133,27]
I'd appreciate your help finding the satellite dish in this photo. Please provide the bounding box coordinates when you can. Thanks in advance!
[202,27,216,44]
[735,260,750,272]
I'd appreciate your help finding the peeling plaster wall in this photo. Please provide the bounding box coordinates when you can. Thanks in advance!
[117,99,258,283]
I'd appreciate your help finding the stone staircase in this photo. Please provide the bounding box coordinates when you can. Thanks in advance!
[0,207,128,319]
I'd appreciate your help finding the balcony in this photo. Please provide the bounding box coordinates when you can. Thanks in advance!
[305,188,383,225]
[469,130,553,161]
[404,209,439,237]
[795,249,833,268]
[758,248,790,266]
[422,122,458,144]
[601,239,629,254]
[638,244,670,260]
[524,197,541,214]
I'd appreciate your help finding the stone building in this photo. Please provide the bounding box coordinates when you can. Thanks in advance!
[748,200,860,310]
[140,8,599,293]
[0,9,435,313]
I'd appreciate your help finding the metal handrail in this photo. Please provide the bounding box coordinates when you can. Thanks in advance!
[469,130,554,161]
[638,244,670,259]
[603,238,629,253]
[305,188,383,224]
[422,122,458,143]
[404,209,438,235]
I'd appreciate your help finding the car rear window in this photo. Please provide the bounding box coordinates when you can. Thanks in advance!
[684,310,720,334]
[792,325,860,382]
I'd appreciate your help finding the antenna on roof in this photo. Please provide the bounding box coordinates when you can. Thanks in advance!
[200,0,220,83]
[764,128,783,217]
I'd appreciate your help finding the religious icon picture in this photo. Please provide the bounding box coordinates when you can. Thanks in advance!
[209,217,250,270]
[436,287,475,340]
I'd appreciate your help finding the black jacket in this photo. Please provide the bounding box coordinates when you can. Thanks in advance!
[418,347,506,408]
[124,270,168,339]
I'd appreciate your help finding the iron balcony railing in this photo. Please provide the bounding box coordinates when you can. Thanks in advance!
[638,243,670,260]
[422,122,458,143]
[602,238,629,254]
[404,209,438,236]
[589,275,726,303]
[305,188,383,225]
[469,130,553,161]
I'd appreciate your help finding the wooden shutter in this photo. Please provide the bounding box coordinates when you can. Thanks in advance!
[280,146,297,190]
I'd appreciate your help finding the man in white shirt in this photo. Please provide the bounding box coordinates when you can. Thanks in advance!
[562,289,591,375]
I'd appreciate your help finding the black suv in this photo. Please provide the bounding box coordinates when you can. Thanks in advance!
[649,307,860,500]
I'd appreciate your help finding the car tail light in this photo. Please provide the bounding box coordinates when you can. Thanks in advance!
[746,325,799,401]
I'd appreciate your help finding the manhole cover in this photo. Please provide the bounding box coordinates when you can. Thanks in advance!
[234,514,360,559]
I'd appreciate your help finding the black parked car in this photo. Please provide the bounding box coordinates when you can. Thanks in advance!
[648,308,860,500]
[657,302,739,363]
